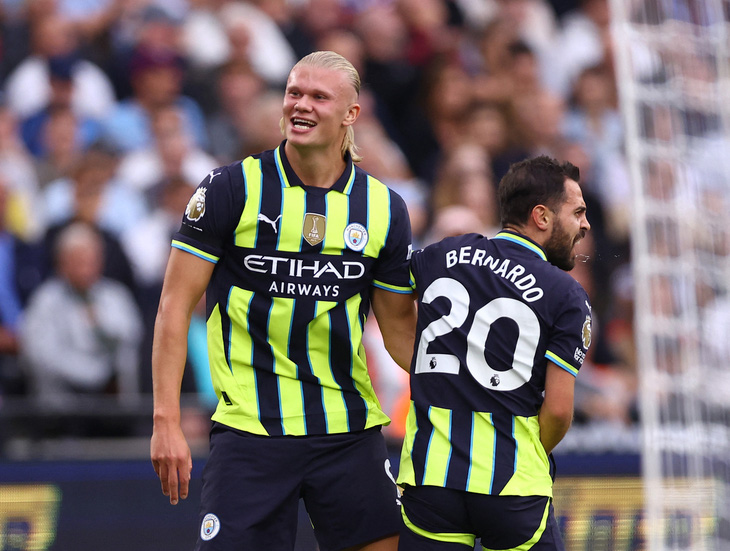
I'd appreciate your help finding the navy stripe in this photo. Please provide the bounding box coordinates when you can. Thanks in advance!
[290,298,326,434]
[444,408,472,489]
[490,411,517,494]
[258,155,284,250]
[348,172,368,227]
[411,405,433,485]
[327,307,366,431]
[249,293,284,436]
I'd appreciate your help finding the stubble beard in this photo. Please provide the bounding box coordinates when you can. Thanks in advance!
[544,218,578,271]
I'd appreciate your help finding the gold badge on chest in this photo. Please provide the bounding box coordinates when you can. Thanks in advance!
[303,212,326,246]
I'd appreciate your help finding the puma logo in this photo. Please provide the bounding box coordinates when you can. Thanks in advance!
[258,213,282,234]
[207,170,221,183]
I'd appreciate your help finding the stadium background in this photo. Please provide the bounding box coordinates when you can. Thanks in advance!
[0,0,727,549]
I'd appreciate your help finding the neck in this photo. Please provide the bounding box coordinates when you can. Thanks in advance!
[284,141,346,188]
[502,224,544,247]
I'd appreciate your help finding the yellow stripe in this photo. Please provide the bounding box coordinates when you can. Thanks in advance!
[344,294,389,428]
[400,506,475,547]
[422,406,452,486]
[267,297,305,435]
[309,301,350,433]
[500,416,553,497]
[210,294,268,435]
[364,176,389,258]
[396,401,418,486]
[482,498,550,551]
[279,185,307,252]
[236,158,262,249]
[466,411,496,494]
[322,190,348,255]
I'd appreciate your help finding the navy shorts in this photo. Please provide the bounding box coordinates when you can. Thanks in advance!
[195,423,401,551]
[399,485,565,551]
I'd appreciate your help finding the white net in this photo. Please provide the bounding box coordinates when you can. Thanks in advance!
[609,1,730,548]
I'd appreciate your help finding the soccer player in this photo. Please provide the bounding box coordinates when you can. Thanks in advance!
[150,51,417,551]
[397,155,592,550]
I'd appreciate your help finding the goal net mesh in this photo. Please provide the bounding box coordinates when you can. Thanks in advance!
[609,1,730,548]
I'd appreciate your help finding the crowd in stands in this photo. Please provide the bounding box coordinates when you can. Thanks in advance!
[0,0,644,450]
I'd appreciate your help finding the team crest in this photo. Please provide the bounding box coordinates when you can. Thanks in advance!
[200,513,220,541]
[344,223,368,251]
[303,213,325,246]
[582,315,592,349]
[186,187,207,222]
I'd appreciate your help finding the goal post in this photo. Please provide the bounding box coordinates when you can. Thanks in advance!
[609,1,730,549]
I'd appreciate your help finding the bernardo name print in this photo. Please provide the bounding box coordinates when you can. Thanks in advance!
[445,245,544,302]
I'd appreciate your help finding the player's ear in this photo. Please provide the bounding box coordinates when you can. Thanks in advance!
[531,205,551,231]
[343,103,360,127]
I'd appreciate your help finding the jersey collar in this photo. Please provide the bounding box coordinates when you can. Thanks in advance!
[493,230,547,261]
[275,140,356,194]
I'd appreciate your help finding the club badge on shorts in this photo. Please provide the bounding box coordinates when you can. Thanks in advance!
[344,223,368,251]
[200,513,220,541]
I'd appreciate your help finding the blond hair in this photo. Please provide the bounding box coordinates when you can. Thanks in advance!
[280,51,363,163]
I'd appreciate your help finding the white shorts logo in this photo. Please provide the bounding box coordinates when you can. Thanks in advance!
[200,513,221,541]
[344,223,368,251]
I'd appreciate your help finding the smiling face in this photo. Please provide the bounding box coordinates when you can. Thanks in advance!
[282,64,360,155]
[544,179,590,271]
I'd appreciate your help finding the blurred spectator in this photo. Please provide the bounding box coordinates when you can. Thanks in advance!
[120,176,196,393]
[563,65,621,155]
[206,59,266,164]
[240,89,291,158]
[354,4,420,154]
[430,142,500,232]
[487,0,558,59]
[19,55,104,158]
[19,222,143,429]
[0,176,45,396]
[121,176,191,297]
[423,203,490,246]
[507,87,567,156]
[102,45,208,153]
[115,103,217,202]
[545,0,612,97]
[107,3,188,99]
[4,12,117,121]
[399,57,476,184]
[31,104,86,189]
[0,105,43,241]
[397,0,459,67]
[42,147,147,239]
[459,101,530,183]
[217,1,297,87]
[279,0,350,59]
[355,92,429,244]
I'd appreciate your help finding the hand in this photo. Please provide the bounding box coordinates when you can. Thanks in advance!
[151,421,193,505]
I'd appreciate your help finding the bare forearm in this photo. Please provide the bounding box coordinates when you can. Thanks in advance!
[151,307,192,423]
[371,289,417,373]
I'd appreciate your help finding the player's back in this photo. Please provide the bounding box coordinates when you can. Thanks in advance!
[398,230,591,496]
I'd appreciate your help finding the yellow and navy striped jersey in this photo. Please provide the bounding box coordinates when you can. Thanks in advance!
[172,143,413,436]
[397,231,591,497]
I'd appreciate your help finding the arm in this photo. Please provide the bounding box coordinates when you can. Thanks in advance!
[538,361,576,455]
[150,248,215,505]
[370,287,417,373]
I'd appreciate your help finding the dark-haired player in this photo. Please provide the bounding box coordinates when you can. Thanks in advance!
[397,155,592,550]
